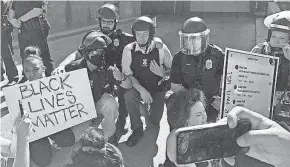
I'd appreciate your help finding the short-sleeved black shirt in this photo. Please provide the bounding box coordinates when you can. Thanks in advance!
[12,1,43,19]
[105,29,134,70]
[171,44,225,99]
[65,58,115,103]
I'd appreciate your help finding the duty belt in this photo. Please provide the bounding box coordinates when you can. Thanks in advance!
[21,17,42,31]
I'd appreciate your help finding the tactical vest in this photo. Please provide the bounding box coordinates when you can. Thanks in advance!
[130,43,162,95]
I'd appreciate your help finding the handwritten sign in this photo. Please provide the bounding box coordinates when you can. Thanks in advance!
[220,48,279,119]
[3,69,97,142]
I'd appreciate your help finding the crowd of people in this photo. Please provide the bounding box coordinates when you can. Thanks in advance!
[1,1,290,167]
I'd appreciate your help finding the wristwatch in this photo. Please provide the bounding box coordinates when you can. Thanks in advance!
[121,74,127,81]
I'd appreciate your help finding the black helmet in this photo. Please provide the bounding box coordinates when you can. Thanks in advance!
[264,11,290,42]
[79,31,112,68]
[80,31,111,51]
[131,16,155,47]
[97,3,119,34]
[179,17,210,55]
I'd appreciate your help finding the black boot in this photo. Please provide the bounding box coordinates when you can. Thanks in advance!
[126,126,144,147]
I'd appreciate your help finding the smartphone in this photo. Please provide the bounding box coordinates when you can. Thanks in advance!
[175,119,251,165]
[18,100,24,116]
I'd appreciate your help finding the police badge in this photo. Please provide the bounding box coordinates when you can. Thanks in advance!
[113,39,119,47]
[205,59,212,69]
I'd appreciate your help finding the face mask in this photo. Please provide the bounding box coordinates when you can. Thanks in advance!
[86,50,105,67]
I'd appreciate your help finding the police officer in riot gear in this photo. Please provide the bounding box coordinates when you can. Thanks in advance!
[251,11,290,125]
[53,4,164,138]
[122,16,172,147]
[169,17,225,124]
[64,31,132,146]
[52,3,135,137]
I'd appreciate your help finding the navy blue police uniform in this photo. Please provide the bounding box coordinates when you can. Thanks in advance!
[170,44,225,122]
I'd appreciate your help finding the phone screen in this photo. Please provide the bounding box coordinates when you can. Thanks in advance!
[176,120,251,165]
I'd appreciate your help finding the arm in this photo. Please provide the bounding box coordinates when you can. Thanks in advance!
[0,136,13,157]
[170,54,186,93]
[18,8,43,22]
[162,44,172,79]
[59,51,83,67]
[122,45,146,93]
[119,74,132,89]
[12,135,30,167]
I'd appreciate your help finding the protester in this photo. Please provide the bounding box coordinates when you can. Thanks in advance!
[0,112,31,167]
[122,16,172,147]
[1,0,19,84]
[65,127,124,167]
[22,46,75,167]
[167,106,290,167]
[165,88,211,167]
[9,0,53,78]
[169,17,224,123]
[64,32,132,145]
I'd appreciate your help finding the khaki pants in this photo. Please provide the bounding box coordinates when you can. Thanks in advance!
[95,93,119,139]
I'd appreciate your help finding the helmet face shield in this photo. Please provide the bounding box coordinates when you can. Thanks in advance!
[179,29,210,55]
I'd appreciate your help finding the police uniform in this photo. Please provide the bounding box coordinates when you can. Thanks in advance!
[65,58,119,140]
[122,40,169,131]
[106,29,134,70]
[12,1,53,75]
[251,42,290,91]
[78,29,134,132]
[251,42,290,125]
[65,58,116,103]
[170,44,225,122]
[1,0,18,82]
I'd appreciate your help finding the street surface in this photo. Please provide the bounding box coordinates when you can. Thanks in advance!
[1,13,255,167]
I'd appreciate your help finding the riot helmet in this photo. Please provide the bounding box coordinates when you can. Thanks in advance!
[97,3,119,34]
[131,16,155,48]
[79,31,112,67]
[179,17,210,55]
[264,11,290,48]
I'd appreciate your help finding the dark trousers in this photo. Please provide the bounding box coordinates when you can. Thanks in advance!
[124,88,165,130]
[18,29,54,75]
[30,128,75,167]
[1,33,18,81]
[117,86,128,128]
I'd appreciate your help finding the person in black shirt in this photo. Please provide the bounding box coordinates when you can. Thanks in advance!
[64,31,132,145]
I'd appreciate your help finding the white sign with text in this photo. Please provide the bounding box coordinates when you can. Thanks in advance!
[3,68,97,142]
[220,48,279,119]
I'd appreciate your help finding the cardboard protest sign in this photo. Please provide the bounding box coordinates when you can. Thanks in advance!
[3,68,97,142]
[220,48,279,119]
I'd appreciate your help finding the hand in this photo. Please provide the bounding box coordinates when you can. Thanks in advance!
[282,43,290,61]
[10,19,21,28]
[13,112,32,139]
[224,106,290,167]
[139,88,153,104]
[51,65,65,75]
[150,60,165,77]
[110,65,125,81]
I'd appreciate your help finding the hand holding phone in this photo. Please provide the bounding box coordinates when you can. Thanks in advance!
[175,119,251,165]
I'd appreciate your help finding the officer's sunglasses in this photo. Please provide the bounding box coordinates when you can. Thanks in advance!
[100,18,115,25]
